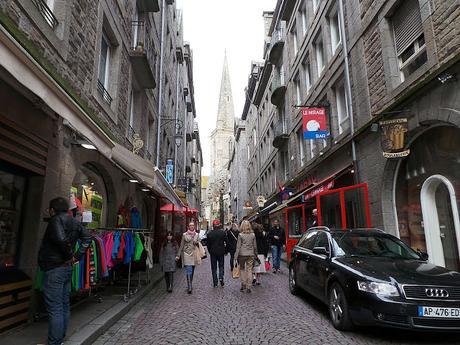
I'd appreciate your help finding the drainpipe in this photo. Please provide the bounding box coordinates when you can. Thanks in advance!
[155,0,166,168]
[338,0,359,184]
[174,59,180,185]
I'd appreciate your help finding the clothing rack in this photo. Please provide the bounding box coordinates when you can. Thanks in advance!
[94,227,152,302]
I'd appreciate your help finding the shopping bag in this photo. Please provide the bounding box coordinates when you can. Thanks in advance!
[265,260,271,271]
[232,265,240,279]
[198,242,207,259]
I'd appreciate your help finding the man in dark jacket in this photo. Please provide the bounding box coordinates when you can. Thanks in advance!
[206,219,227,287]
[269,219,285,273]
[38,197,91,345]
[225,223,240,272]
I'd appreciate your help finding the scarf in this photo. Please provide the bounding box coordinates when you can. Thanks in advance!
[186,229,196,239]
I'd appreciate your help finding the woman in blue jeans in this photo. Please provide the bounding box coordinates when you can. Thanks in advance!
[176,222,200,294]
[269,219,285,273]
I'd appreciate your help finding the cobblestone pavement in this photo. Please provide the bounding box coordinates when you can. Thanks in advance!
[94,258,460,345]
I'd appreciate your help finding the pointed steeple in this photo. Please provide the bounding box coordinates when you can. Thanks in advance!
[216,51,235,130]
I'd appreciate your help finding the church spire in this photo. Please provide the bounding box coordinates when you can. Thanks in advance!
[216,51,235,129]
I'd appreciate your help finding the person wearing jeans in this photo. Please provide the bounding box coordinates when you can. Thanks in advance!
[38,197,91,345]
[206,219,227,287]
[234,220,258,293]
[176,222,200,294]
[269,219,285,273]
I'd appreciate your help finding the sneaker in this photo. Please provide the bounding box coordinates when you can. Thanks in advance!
[240,286,244,292]
[273,269,277,274]
[246,288,252,293]
[220,279,224,287]
[213,283,218,288]
[252,278,257,285]
[256,281,261,286]
[277,268,282,273]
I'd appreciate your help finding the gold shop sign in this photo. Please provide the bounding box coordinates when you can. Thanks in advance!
[379,118,410,158]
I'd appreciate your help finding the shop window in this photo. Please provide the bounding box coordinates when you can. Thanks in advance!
[287,206,304,237]
[71,165,107,229]
[396,126,460,271]
[391,0,426,82]
[0,171,25,269]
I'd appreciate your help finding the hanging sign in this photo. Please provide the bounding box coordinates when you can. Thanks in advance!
[302,180,335,202]
[379,118,410,158]
[256,195,266,208]
[165,159,174,184]
[243,201,253,210]
[302,107,329,139]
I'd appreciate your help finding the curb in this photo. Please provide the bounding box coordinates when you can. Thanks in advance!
[66,273,163,345]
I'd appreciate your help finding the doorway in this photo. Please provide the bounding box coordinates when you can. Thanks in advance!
[420,175,460,271]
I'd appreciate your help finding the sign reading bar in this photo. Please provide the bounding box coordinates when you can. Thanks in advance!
[302,107,329,140]
[379,118,410,158]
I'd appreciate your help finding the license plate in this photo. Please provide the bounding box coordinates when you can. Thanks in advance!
[418,306,460,318]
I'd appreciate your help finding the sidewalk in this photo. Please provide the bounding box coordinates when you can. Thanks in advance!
[0,267,164,345]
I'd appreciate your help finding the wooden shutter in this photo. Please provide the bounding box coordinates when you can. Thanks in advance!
[392,0,423,55]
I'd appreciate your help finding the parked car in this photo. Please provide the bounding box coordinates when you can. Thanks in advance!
[199,229,208,246]
[289,227,460,331]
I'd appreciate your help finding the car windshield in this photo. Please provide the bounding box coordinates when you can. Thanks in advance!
[331,231,421,259]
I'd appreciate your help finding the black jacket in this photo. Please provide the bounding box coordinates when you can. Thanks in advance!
[206,228,227,256]
[255,230,269,256]
[225,229,239,253]
[269,226,285,247]
[38,212,91,271]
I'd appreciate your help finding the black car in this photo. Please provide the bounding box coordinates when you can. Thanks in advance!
[289,227,460,331]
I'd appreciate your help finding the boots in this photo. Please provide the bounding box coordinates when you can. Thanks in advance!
[164,273,170,292]
[186,274,192,294]
[168,273,174,293]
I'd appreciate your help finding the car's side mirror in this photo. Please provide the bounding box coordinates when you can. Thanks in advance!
[418,251,429,261]
[312,246,329,256]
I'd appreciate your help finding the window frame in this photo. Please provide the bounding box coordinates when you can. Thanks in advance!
[335,82,349,134]
[315,34,325,76]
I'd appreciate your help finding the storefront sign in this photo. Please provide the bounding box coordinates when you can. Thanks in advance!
[165,159,174,184]
[302,180,335,201]
[256,195,266,207]
[302,107,329,139]
[379,118,410,158]
[295,174,316,192]
[243,201,253,210]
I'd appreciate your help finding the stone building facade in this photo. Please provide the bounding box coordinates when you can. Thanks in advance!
[0,0,201,331]
[234,0,460,270]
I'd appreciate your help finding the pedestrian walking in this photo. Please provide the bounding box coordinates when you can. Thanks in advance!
[225,223,240,272]
[38,197,91,345]
[234,220,258,293]
[206,219,227,287]
[176,221,200,294]
[253,222,269,285]
[269,219,285,273]
[159,231,178,293]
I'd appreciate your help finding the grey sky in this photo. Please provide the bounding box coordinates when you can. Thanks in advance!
[176,0,276,176]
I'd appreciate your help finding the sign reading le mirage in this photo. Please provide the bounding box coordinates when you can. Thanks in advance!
[379,118,410,158]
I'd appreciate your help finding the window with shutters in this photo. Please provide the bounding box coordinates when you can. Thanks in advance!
[392,0,427,82]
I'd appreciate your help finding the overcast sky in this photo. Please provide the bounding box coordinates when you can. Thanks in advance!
[176,0,277,176]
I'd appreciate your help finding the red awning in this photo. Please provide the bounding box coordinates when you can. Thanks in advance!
[160,203,184,212]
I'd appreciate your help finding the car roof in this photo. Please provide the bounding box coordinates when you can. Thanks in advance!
[307,227,386,235]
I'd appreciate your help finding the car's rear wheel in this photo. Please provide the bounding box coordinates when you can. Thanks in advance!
[289,265,299,295]
[328,282,353,331]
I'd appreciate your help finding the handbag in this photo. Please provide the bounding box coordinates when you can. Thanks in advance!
[265,259,271,271]
[253,255,261,268]
[198,242,207,259]
[232,265,240,279]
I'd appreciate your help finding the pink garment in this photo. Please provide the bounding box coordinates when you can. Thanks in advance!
[103,232,115,268]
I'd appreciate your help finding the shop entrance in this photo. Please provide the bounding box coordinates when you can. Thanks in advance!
[420,175,460,271]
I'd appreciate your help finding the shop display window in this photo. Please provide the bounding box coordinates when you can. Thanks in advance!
[71,166,107,229]
[396,126,460,271]
[0,170,25,269]
[286,206,304,237]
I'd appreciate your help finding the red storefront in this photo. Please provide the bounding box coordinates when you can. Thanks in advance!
[270,168,372,260]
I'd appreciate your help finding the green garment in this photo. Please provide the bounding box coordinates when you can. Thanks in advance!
[134,233,144,261]
[91,240,98,281]
[34,268,44,291]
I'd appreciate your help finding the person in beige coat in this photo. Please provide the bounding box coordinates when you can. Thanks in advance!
[234,220,258,293]
[176,222,200,294]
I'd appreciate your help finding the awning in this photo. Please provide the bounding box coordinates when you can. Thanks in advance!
[160,203,184,212]
[0,26,114,159]
[111,143,183,209]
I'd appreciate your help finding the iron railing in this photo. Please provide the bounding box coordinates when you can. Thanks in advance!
[97,80,112,105]
[270,27,285,47]
[32,0,59,29]
[130,20,156,73]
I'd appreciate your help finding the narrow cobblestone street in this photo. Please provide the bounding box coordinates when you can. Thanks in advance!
[94,258,460,345]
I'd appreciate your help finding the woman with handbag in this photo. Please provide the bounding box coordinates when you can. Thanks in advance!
[253,223,269,285]
[159,231,178,292]
[176,222,200,294]
[234,220,258,293]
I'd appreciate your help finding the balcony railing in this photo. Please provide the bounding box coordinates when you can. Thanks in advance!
[97,80,112,105]
[270,68,286,106]
[32,0,59,29]
[268,27,285,66]
[273,120,289,149]
[129,21,156,89]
